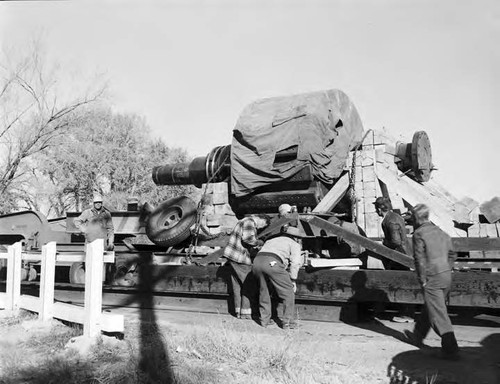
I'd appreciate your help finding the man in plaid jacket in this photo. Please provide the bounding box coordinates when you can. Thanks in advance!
[223,214,271,319]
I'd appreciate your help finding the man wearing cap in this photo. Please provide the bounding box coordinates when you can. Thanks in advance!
[223,214,271,319]
[404,204,460,360]
[374,196,408,255]
[252,225,304,329]
[74,194,115,251]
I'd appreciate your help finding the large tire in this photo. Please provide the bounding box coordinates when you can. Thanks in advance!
[146,196,197,247]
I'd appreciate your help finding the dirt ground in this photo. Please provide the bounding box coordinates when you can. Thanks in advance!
[1,307,499,384]
[116,307,500,384]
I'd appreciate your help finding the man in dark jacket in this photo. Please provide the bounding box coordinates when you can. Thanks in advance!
[74,194,115,251]
[374,196,408,254]
[404,204,460,360]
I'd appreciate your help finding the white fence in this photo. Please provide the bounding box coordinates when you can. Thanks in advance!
[0,239,124,337]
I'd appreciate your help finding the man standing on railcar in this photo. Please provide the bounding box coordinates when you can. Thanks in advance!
[74,193,115,251]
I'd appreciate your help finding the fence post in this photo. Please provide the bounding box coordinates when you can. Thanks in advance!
[7,242,23,315]
[40,242,57,321]
[83,239,104,338]
[5,244,15,313]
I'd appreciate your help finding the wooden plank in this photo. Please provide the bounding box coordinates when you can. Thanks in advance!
[308,258,362,268]
[364,212,380,238]
[21,252,115,263]
[362,165,375,182]
[452,237,500,252]
[52,302,124,333]
[376,166,461,236]
[0,293,6,308]
[468,224,485,258]
[362,181,377,198]
[18,294,40,312]
[480,196,500,223]
[52,265,500,309]
[303,216,414,268]
[312,172,349,213]
[40,242,57,321]
[84,239,104,338]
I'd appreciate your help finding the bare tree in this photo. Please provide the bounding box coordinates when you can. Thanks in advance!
[0,38,107,213]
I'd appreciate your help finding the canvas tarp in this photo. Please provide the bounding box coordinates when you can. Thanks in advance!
[230,89,364,197]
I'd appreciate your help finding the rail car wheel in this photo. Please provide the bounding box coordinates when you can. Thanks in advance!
[146,196,197,247]
[69,262,86,284]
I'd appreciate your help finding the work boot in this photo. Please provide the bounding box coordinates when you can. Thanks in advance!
[403,330,424,348]
[441,332,460,360]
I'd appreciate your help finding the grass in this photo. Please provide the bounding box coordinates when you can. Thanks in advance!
[0,310,450,384]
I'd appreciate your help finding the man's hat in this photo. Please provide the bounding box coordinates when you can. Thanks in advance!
[93,194,103,203]
[373,196,392,210]
[278,204,292,216]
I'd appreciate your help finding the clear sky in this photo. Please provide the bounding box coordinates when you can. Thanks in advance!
[1,0,498,203]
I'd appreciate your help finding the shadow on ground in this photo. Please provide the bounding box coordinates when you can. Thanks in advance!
[387,333,500,384]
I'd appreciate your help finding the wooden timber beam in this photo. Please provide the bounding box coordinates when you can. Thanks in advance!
[375,165,459,236]
[312,172,350,213]
[18,265,500,309]
[452,237,500,252]
[300,215,414,268]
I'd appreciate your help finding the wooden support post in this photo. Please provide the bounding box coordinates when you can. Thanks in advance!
[40,242,57,321]
[83,239,104,338]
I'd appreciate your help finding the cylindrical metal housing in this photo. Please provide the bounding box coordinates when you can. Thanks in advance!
[152,145,230,187]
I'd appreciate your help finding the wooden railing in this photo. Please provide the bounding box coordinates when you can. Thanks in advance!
[0,239,124,337]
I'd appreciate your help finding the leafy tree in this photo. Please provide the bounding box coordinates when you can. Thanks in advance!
[0,38,106,213]
[37,106,199,217]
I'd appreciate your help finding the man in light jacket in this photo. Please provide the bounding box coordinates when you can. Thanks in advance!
[252,225,304,329]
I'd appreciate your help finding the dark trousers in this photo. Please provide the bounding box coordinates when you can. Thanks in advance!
[252,254,295,325]
[413,271,458,353]
[227,260,255,315]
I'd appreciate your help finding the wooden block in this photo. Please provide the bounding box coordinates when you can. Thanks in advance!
[18,295,40,312]
[484,224,499,238]
[364,199,376,214]
[361,155,374,167]
[206,214,221,227]
[480,197,500,223]
[212,192,228,205]
[363,181,377,198]
[362,166,375,182]
[365,212,380,237]
[468,224,480,237]
[211,182,228,194]
[366,256,385,270]
[214,204,233,215]
[308,258,362,268]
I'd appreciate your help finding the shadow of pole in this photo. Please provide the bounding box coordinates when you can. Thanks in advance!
[137,253,174,383]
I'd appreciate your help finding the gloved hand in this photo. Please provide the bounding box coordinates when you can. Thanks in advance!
[106,243,115,251]
[256,239,264,247]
